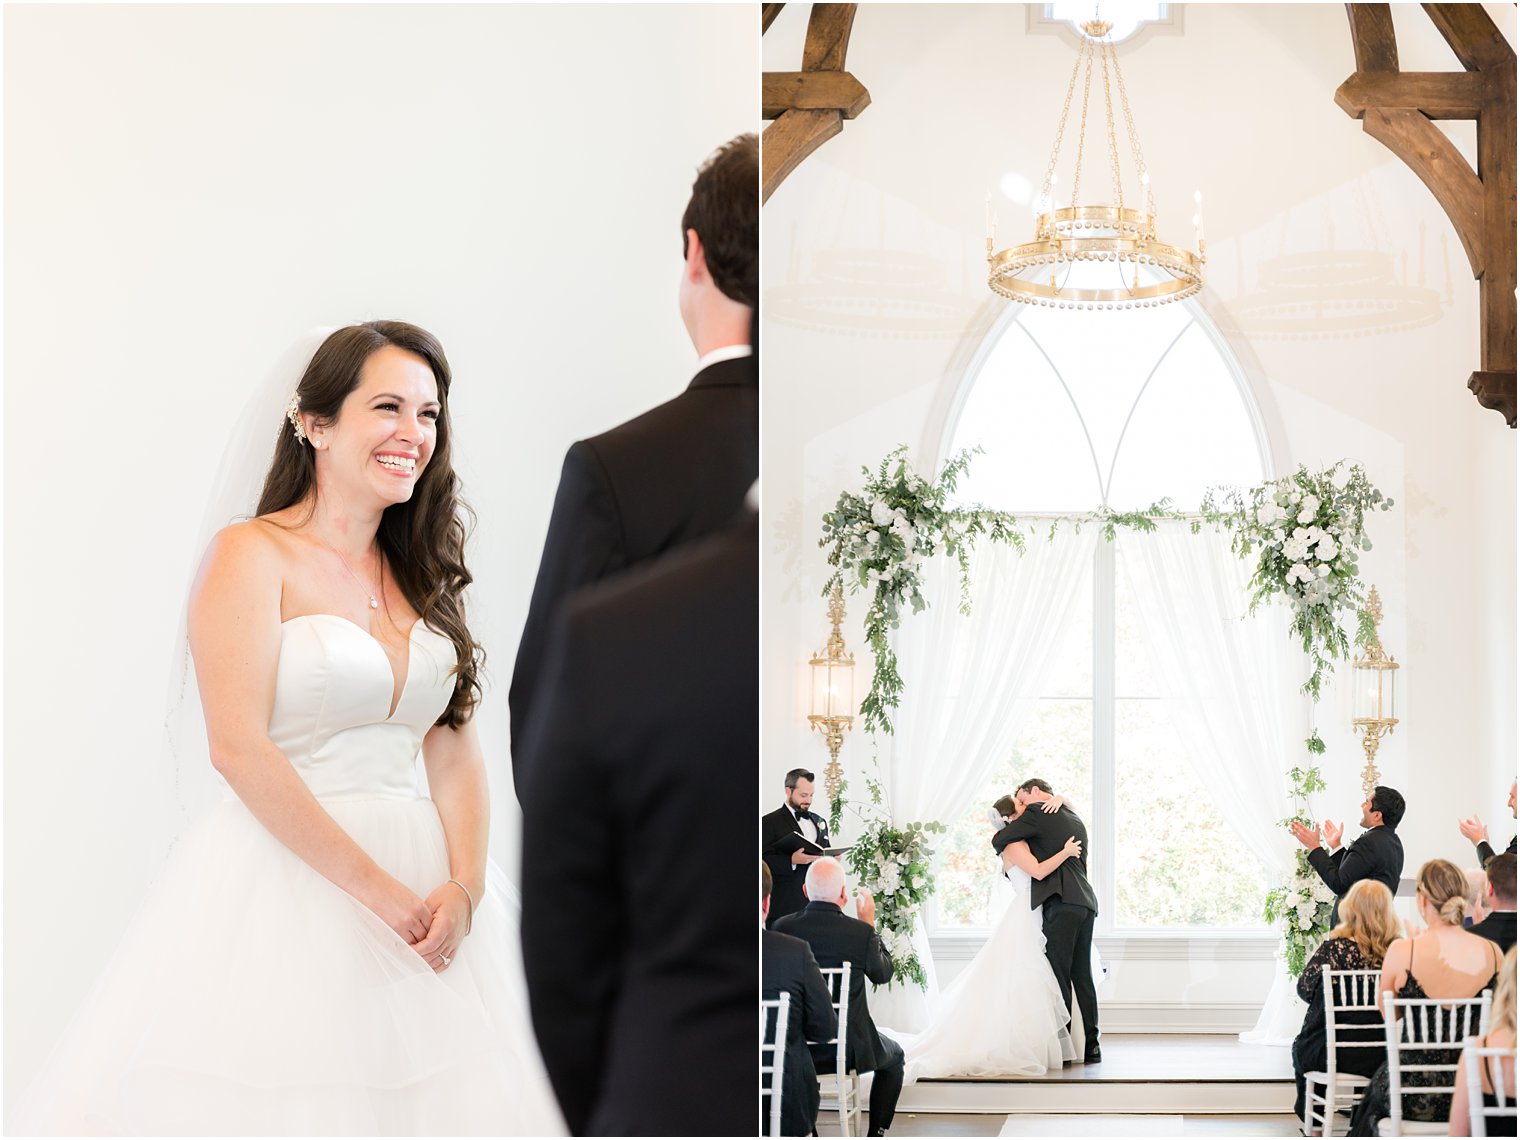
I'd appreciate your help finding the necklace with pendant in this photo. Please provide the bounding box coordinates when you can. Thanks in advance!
[319,535,382,610]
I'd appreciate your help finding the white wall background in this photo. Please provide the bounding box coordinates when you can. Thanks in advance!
[4,3,755,1113]
[761,3,1516,1025]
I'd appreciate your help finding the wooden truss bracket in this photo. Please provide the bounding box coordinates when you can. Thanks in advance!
[1338,4,1517,426]
[761,4,871,203]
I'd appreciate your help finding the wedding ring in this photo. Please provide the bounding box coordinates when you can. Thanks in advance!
[440,954,450,965]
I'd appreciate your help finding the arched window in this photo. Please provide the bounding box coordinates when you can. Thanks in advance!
[931,301,1273,933]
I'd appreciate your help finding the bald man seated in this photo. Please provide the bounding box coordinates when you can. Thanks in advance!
[772,858,904,1137]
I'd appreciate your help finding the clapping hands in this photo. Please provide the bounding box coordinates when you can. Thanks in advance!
[1458,814,1489,845]
[1322,819,1344,849]
[1288,820,1322,850]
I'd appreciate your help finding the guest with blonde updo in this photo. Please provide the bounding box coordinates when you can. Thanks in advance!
[1349,860,1509,1135]
[1291,879,1402,1123]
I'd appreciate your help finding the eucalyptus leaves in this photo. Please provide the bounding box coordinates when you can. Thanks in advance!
[839,774,946,990]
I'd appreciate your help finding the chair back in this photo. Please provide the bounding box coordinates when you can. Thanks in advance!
[815,963,853,1073]
[1462,1037,1517,1139]
[1383,988,1493,1131]
[1323,968,1385,1075]
[760,993,791,1138]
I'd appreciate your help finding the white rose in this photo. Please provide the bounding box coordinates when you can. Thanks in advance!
[1317,538,1338,561]
[866,530,880,546]
[1301,494,1320,514]
[871,501,893,526]
[1289,490,1302,505]
[1298,913,1314,931]
[1317,564,1331,578]
[1297,508,1317,524]
[912,875,925,890]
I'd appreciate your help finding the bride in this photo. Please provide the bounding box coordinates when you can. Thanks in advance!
[20,322,564,1135]
[904,795,1088,1080]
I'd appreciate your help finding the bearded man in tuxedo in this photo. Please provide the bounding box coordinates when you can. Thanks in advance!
[1460,781,1518,868]
[509,132,757,795]
[1291,785,1405,928]
[762,768,832,928]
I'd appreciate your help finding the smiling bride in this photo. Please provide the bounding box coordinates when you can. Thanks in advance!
[19,322,563,1135]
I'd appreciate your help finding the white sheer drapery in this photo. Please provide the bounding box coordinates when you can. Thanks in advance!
[868,530,1098,1030]
[1116,522,1305,1043]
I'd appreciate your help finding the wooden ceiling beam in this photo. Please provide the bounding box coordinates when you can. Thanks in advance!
[1340,3,1516,426]
[1346,4,1398,71]
[1424,3,1514,72]
[1360,107,1485,273]
[762,4,785,35]
[763,71,871,120]
[1334,70,1482,118]
[762,3,869,204]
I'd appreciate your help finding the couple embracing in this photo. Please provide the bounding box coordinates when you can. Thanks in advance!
[906,779,1101,1080]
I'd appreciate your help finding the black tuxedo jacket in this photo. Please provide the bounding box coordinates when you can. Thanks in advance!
[518,513,756,1136]
[1478,834,1518,867]
[992,803,1098,914]
[772,900,894,1074]
[1307,825,1404,927]
[761,806,831,928]
[509,354,758,791]
[1470,910,1517,953]
[762,929,838,1136]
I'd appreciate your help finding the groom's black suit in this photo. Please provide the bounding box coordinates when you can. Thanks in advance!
[519,513,756,1136]
[992,802,1100,1055]
[760,805,831,928]
[508,353,758,794]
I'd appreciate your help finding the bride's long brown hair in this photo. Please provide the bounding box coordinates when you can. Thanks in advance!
[256,321,483,728]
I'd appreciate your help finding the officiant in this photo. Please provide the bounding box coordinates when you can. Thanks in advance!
[762,769,832,928]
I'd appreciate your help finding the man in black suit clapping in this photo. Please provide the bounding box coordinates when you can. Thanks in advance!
[761,768,832,928]
[1460,781,1517,868]
[773,858,904,1137]
[762,863,837,1136]
[1291,785,1405,928]
[991,778,1102,1063]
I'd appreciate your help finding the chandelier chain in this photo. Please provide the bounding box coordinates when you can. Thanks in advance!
[1099,35,1123,214]
[1039,42,1087,208]
[1071,39,1096,207]
[1110,37,1154,216]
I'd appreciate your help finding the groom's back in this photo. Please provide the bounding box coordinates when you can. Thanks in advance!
[1025,805,1097,913]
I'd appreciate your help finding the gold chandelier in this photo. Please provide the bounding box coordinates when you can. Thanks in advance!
[987,18,1204,309]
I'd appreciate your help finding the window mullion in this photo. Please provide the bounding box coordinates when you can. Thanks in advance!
[1092,540,1116,938]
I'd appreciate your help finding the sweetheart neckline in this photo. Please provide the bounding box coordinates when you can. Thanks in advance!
[280,612,429,722]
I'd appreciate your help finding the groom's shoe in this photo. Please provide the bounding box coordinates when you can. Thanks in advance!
[1084,1045,1103,1064]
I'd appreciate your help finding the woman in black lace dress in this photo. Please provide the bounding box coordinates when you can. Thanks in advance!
[1348,860,1507,1135]
[1449,943,1516,1137]
[1292,879,1402,1123]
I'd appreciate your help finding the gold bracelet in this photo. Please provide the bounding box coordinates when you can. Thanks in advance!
[447,878,476,935]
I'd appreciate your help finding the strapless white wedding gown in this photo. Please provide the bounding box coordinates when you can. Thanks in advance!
[903,865,1082,1080]
[20,614,565,1136]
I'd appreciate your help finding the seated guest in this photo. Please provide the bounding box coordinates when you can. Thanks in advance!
[1471,854,1518,953]
[1349,860,1508,1135]
[1449,943,1516,1137]
[773,858,903,1137]
[1291,785,1405,927]
[1459,781,1518,868]
[762,862,838,1137]
[1292,880,1402,1124]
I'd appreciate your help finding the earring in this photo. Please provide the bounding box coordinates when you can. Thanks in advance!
[313,439,323,449]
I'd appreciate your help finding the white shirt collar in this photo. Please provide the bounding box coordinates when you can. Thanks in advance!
[695,343,753,374]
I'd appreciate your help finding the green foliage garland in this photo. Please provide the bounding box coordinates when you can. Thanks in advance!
[820,447,1395,979]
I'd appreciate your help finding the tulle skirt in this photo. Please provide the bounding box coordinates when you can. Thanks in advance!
[902,883,1079,1081]
[18,796,565,1136]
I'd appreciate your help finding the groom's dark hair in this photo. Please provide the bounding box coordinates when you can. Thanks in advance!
[992,795,1017,818]
[681,133,758,309]
[1018,778,1054,796]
